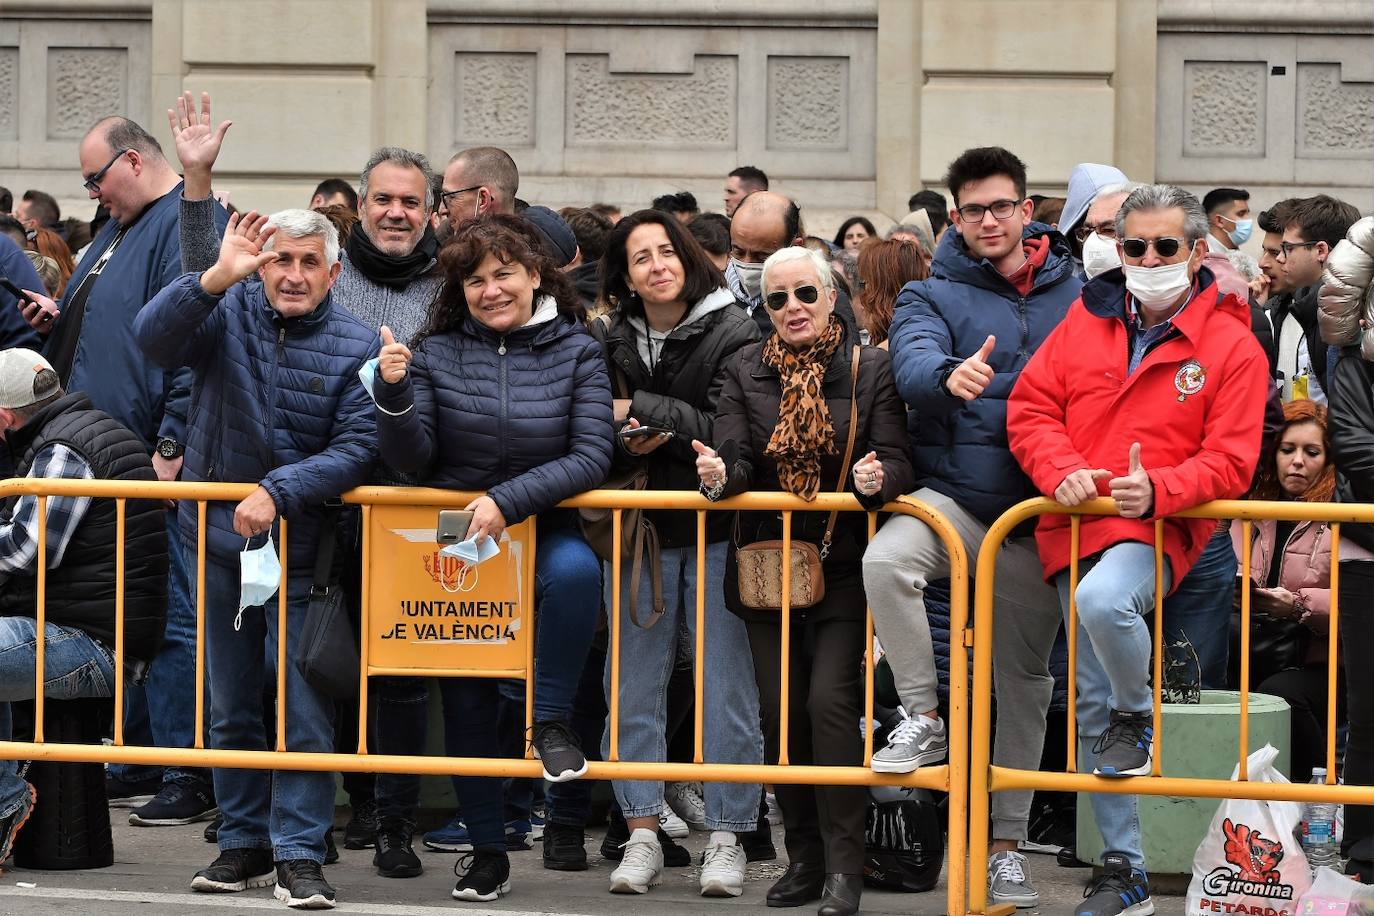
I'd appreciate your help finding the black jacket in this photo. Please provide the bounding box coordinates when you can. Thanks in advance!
[588,290,760,547]
[0,393,168,661]
[1330,351,1374,554]
[709,322,916,622]
[1273,286,1328,392]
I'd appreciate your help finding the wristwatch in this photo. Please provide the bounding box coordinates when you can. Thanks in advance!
[156,437,185,460]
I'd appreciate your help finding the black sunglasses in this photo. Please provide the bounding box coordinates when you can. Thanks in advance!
[764,285,820,311]
[83,148,132,193]
[1121,236,1187,259]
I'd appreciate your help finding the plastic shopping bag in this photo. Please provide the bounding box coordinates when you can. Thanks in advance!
[1186,744,1313,915]
[1296,867,1374,915]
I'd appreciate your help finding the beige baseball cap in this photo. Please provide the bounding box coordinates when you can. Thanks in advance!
[0,348,60,409]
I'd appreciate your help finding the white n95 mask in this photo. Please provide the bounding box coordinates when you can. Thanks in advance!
[1082,232,1122,279]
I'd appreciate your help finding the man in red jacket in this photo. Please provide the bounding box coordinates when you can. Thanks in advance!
[1008,184,1270,916]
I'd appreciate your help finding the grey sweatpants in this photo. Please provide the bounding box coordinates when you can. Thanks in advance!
[861,487,1061,842]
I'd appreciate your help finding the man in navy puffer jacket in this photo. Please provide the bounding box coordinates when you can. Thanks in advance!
[134,209,377,909]
[861,147,1081,908]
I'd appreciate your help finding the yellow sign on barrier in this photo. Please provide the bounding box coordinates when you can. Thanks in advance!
[365,505,532,672]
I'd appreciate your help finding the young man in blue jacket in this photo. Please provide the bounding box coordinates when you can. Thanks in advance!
[135,209,378,910]
[861,147,1081,909]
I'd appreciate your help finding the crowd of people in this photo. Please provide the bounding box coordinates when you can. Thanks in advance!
[0,87,1370,916]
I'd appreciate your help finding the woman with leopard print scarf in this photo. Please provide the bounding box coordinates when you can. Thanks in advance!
[694,246,914,916]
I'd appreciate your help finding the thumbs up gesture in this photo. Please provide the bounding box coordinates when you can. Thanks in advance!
[1108,442,1154,519]
[851,450,885,496]
[377,325,412,383]
[945,335,996,401]
[692,439,727,491]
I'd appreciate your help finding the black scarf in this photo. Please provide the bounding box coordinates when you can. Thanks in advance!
[345,224,439,289]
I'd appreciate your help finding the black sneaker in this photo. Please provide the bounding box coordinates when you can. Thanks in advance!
[105,770,162,809]
[600,808,691,867]
[529,720,587,783]
[452,850,511,902]
[342,798,378,850]
[0,782,35,865]
[203,813,221,843]
[274,858,336,909]
[129,777,218,826]
[542,822,587,871]
[373,817,422,878]
[1077,852,1153,916]
[740,824,777,862]
[1022,797,1076,856]
[1092,710,1153,778]
[324,830,338,866]
[190,847,276,893]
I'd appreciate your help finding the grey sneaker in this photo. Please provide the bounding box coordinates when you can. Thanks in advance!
[988,849,1040,908]
[871,709,947,773]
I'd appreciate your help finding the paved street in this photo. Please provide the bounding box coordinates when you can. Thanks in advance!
[0,811,1193,915]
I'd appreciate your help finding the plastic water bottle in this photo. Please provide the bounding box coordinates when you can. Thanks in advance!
[1303,767,1341,873]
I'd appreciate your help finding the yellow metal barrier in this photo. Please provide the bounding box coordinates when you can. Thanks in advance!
[0,479,969,914]
[966,496,1366,916]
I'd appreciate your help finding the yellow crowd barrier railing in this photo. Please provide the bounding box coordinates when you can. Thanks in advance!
[966,496,1369,916]
[0,479,969,915]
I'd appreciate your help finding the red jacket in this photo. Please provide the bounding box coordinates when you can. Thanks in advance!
[1007,267,1271,590]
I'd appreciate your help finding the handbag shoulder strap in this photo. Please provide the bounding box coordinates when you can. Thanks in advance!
[312,507,342,596]
[595,313,632,400]
[820,345,861,558]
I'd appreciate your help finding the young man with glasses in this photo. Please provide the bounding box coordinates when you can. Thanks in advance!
[1008,184,1270,916]
[15,114,228,831]
[865,146,1081,909]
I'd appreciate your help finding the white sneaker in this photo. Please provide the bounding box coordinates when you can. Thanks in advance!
[665,781,708,831]
[659,806,689,839]
[871,708,948,774]
[609,828,663,894]
[700,832,745,897]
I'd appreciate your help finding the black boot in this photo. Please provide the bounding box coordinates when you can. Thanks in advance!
[816,873,862,916]
[766,862,825,907]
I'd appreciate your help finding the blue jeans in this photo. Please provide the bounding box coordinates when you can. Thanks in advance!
[545,637,607,828]
[110,512,203,785]
[531,517,602,723]
[1056,542,1173,868]
[602,541,762,828]
[1162,528,1235,689]
[374,677,506,851]
[201,558,335,864]
[0,618,115,817]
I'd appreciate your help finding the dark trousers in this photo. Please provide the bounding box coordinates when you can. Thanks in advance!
[1341,561,1374,856]
[1258,665,1344,783]
[746,615,866,875]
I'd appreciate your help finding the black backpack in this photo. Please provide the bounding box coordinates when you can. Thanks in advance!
[862,786,944,893]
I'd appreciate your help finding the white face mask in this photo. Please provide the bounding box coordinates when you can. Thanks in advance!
[238,534,282,629]
[731,259,764,301]
[440,534,500,566]
[1082,232,1122,279]
[1124,260,1194,310]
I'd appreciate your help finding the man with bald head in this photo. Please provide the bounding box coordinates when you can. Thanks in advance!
[726,191,804,331]
[439,146,521,227]
[16,113,228,828]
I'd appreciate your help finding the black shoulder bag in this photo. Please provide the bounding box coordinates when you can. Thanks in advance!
[294,508,360,698]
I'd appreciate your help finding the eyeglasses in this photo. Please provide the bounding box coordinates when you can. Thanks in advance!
[1121,236,1188,259]
[764,284,819,311]
[439,184,481,208]
[956,199,1022,223]
[1277,241,1319,260]
[83,148,132,193]
[1075,222,1118,242]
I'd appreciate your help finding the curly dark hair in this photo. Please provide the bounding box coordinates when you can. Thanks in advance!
[418,213,582,345]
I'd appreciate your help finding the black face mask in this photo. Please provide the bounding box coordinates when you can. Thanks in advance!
[345,223,439,290]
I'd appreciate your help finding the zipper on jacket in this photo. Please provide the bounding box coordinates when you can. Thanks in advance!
[499,334,509,469]
[1016,297,1030,359]
[268,324,286,471]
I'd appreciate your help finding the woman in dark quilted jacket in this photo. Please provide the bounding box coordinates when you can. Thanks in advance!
[368,215,613,902]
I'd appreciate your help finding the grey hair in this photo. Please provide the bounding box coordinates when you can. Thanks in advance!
[1114,184,1209,245]
[359,147,437,212]
[761,246,835,297]
[1093,181,1146,204]
[265,208,340,265]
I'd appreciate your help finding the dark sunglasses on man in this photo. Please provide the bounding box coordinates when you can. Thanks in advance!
[764,284,820,311]
[1120,236,1188,259]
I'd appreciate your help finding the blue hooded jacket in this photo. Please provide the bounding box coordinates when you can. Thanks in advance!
[0,234,42,350]
[134,272,378,569]
[887,222,1082,524]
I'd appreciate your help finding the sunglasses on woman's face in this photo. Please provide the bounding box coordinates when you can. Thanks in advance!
[764,284,820,311]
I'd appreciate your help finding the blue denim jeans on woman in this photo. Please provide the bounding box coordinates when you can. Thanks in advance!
[602,540,762,829]
[1056,541,1173,869]
[0,617,115,819]
[200,557,335,864]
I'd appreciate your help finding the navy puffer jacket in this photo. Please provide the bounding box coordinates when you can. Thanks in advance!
[134,272,379,569]
[373,299,614,522]
[888,223,1081,524]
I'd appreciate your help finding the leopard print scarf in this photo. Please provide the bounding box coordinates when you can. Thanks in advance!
[762,316,845,501]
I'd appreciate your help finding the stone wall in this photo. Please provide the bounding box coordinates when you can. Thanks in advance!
[0,0,1369,234]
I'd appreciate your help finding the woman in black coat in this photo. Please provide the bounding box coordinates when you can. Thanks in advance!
[693,246,915,916]
[369,215,613,902]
